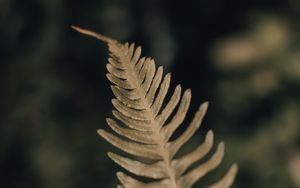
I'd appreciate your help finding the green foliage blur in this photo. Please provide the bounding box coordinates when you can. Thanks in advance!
[1,0,300,187]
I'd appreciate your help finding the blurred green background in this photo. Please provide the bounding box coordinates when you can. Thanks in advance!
[1,0,300,187]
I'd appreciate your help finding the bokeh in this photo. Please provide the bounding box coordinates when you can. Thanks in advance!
[1,0,300,187]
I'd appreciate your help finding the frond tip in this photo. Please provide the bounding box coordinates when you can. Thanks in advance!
[71,25,117,44]
[73,26,238,188]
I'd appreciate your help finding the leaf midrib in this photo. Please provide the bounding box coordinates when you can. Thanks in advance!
[119,44,179,188]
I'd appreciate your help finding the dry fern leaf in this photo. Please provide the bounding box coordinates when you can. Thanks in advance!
[72,26,238,188]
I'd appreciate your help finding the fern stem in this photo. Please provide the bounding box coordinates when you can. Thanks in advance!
[117,44,179,188]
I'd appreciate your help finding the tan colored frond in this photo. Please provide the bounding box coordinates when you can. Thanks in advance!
[73,25,238,188]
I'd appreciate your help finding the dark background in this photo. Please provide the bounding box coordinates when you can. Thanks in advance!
[1,0,300,187]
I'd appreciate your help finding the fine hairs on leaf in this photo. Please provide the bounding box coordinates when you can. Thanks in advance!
[72,25,238,188]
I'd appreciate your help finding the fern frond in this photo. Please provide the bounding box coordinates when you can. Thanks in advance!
[72,25,238,188]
